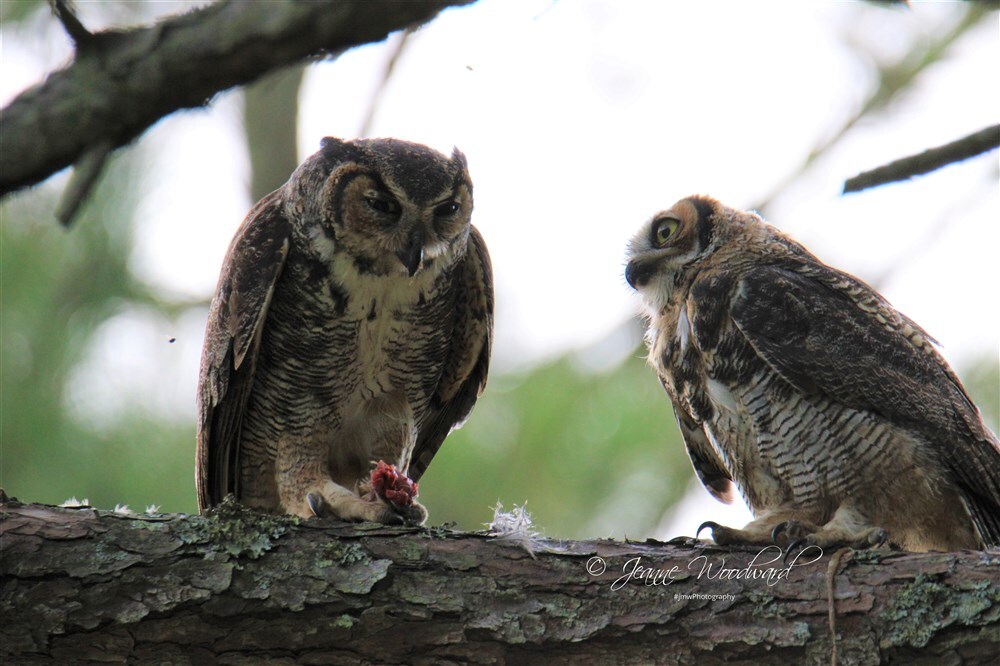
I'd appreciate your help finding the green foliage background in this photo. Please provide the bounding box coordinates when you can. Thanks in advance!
[1,152,199,517]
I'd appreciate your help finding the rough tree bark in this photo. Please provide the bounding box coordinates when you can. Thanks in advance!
[0,0,475,199]
[2,497,998,665]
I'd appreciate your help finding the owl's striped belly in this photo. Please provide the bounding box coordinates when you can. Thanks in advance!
[236,272,452,506]
[704,370,899,520]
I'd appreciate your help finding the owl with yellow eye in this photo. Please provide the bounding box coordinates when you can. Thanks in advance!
[626,195,1000,552]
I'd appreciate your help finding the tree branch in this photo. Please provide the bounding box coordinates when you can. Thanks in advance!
[843,124,1000,193]
[751,3,990,213]
[0,0,474,200]
[3,498,998,664]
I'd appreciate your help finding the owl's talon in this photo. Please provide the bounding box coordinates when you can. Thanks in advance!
[374,507,406,525]
[388,499,429,526]
[306,491,328,518]
[696,521,722,540]
[667,535,698,546]
[784,537,812,564]
[772,519,813,547]
[772,522,789,545]
[858,527,890,549]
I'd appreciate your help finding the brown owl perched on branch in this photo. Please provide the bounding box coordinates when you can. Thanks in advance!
[625,195,1000,552]
[197,137,493,525]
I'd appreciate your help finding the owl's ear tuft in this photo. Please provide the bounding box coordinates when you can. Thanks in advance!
[450,147,468,170]
[320,136,345,151]
[320,137,357,166]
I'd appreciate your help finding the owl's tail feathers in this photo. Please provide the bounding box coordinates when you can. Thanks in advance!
[964,490,1000,549]
[962,430,1000,549]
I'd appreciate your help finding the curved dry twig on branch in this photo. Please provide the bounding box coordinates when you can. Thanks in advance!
[0,0,474,207]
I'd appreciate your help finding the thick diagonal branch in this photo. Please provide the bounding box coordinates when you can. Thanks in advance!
[2,499,998,664]
[0,0,474,198]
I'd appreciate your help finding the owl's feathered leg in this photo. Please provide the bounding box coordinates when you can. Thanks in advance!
[699,505,889,556]
[774,505,889,554]
[697,508,823,546]
[302,483,405,524]
[275,435,404,524]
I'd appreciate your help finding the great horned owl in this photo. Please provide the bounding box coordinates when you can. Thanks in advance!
[625,195,1000,551]
[197,137,493,525]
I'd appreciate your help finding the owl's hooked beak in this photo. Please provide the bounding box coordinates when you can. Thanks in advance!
[625,259,654,289]
[396,231,425,278]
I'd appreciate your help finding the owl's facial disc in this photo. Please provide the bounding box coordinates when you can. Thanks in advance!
[625,197,717,315]
[328,168,473,278]
[625,200,698,285]
[425,183,472,253]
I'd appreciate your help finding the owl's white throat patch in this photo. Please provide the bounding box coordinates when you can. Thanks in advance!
[305,223,337,263]
[332,251,441,315]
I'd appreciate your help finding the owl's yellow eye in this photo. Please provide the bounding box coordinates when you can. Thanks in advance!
[652,217,680,247]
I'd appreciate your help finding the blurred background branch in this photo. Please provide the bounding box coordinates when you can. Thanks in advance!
[753,2,991,214]
[244,65,307,202]
[0,0,475,221]
[843,123,1000,193]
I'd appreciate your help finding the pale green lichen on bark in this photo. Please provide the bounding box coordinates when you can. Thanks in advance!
[333,613,356,629]
[847,548,889,564]
[172,499,297,560]
[93,539,140,566]
[879,573,1000,649]
[221,530,392,611]
[394,538,430,563]
[534,596,608,642]
[324,540,368,566]
[746,589,786,620]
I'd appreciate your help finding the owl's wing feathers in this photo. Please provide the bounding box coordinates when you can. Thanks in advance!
[729,263,1000,544]
[409,226,494,482]
[672,403,737,505]
[197,192,291,511]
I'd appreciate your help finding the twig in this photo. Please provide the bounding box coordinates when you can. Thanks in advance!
[843,124,1000,193]
[55,140,112,227]
[826,548,850,666]
[358,28,415,138]
[48,0,93,46]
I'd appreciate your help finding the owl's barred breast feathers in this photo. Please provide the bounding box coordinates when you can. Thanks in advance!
[626,195,1000,551]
